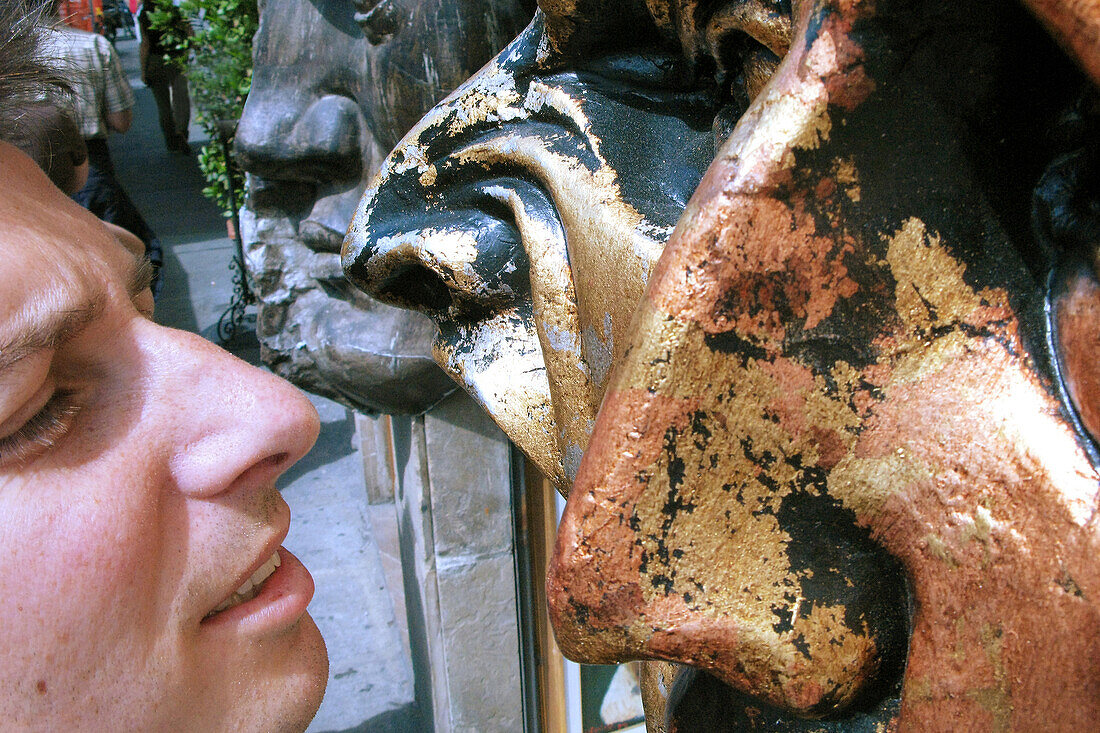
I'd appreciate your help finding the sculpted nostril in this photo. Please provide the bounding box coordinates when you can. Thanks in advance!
[378,263,455,314]
[246,176,315,214]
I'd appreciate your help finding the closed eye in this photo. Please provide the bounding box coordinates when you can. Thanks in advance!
[0,390,80,468]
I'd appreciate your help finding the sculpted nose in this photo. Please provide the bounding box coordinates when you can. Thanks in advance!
[343,165,537,320]
[342,23,555,320]
[236,92,364,185]
[547,0,910,719]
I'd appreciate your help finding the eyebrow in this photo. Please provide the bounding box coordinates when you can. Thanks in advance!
[128,256,156,299]
[0,256,156,373]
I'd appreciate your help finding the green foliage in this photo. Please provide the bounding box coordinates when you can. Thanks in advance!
[197,139,242,215]
[147,0,256,217]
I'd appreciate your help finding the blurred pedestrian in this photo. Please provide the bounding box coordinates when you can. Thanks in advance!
[137,1,190,154]
[39,0,163,293]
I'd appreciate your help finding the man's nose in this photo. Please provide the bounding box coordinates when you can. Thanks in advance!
[150,324,320,499]
[236,91,364,185]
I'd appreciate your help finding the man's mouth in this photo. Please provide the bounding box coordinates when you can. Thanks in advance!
[206,551,282,618]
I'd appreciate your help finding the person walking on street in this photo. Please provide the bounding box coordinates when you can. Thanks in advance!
[39,0,163,292]
[137,1,190,154]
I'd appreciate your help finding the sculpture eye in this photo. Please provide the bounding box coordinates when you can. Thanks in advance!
[704,0,792,104]
[575,50,699,94]
[1051,259,1100,447]
[683,0,792,142]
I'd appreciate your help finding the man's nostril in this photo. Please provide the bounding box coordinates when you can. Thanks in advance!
[378,263,454,314]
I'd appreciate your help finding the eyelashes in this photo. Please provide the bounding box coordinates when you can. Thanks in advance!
[0,391,81,467]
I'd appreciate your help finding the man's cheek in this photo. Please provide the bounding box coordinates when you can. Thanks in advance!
[0,498,151,654]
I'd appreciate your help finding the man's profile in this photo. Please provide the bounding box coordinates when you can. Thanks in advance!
[0,4,329,729]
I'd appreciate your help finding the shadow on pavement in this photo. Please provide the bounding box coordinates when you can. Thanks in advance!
[280,408,358,487]
[319,704,424,733]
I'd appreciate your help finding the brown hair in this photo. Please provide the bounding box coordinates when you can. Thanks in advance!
[0,1,68,142]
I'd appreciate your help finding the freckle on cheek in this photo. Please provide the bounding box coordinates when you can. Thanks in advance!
[35,680,46,695]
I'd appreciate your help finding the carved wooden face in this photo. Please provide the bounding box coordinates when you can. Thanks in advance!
[542,0,1100,729]
[235,0,531,413]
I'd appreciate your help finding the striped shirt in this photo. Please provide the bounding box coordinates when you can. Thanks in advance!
[38,26,134,140]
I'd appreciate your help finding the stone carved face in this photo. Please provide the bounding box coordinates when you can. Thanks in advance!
[346,0,1100,728]
[235,0,532,413]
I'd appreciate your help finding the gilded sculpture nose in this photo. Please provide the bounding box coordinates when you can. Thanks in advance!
[340,63,569,322]
[343,176,538,319]
[343,19,577,321]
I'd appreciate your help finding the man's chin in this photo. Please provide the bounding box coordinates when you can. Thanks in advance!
[182,612,328,733]
[278,614,329,733]
[240,613,329,733]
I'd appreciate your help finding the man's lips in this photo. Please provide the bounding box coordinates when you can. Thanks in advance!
[201,542,315,633]
[205,551,281,617]
[203,532,288,622]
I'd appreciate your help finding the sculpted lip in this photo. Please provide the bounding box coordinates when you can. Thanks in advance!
[201,546,315,633]
[299,221,345,254]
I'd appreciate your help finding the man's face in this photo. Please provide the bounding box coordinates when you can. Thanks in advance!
[0,144,327,730]
[235,0,531,414]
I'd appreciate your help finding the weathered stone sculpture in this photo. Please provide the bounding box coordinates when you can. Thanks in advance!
[344,0,1100,728]
[235,0,533,413]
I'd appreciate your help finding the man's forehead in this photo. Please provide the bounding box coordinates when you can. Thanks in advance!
[0,145,136,336]
[0,223,103,345]
[0,144,124,261]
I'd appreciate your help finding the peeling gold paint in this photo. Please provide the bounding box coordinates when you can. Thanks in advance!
[829,452,932,517]
[555,169,1100,726]
[452,132,663,489]
[924,535,959,569]
[886,219,1008,340]
[969,623,1011,733]
[834,157,861,202]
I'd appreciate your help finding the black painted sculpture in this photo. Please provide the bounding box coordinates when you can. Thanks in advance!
[343,6,727,481]
[235,0,533,413]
